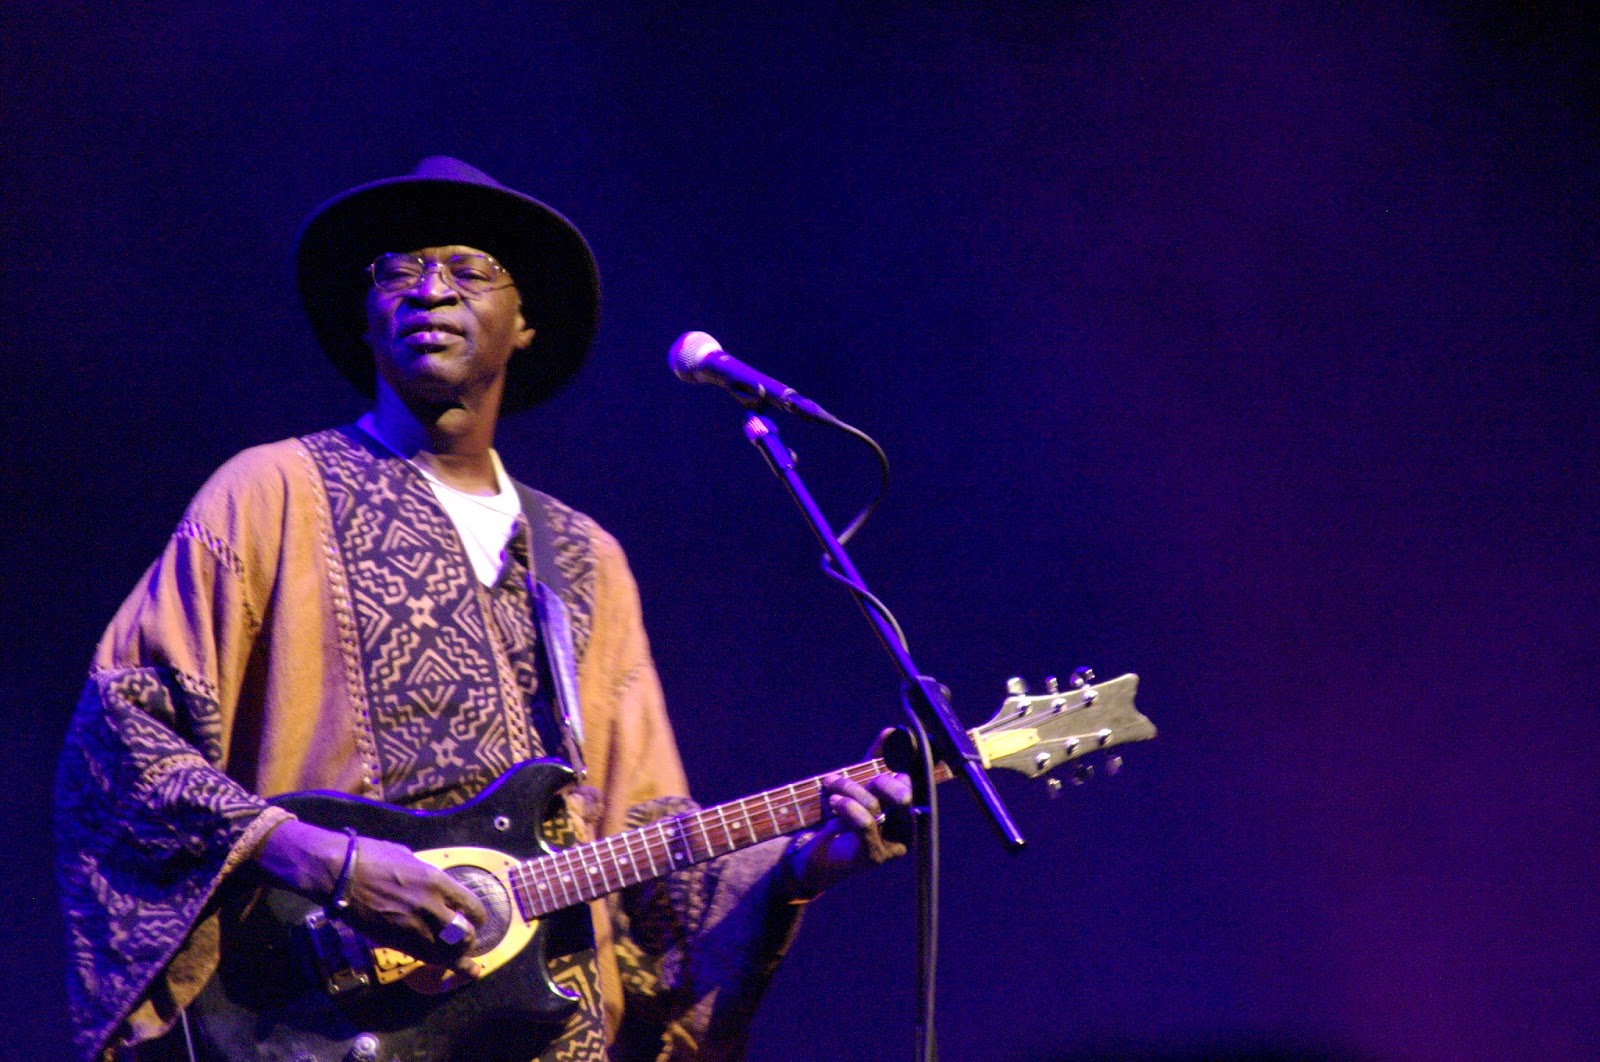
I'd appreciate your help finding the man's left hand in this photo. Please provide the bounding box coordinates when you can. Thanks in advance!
[784,729,915,901]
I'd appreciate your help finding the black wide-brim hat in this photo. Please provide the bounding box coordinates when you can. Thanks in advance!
[296,157,601,413]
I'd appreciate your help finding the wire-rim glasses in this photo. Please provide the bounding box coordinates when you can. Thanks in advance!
[367,252,515,297]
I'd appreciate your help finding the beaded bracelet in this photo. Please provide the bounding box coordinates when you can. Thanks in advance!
[327,827,360,917]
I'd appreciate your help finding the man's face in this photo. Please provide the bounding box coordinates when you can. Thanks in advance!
[363,245,535,407]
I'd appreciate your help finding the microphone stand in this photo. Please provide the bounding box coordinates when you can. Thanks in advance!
[741,410,1025,1057]
[743,412,1024,847]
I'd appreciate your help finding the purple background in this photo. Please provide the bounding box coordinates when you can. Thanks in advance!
[3,4,1596,1060]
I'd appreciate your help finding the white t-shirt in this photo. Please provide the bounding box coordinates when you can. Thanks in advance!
[358,414,520,586]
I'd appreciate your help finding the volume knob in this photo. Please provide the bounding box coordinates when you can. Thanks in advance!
[347,1033,381,1062]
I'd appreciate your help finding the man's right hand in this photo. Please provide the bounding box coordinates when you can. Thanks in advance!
[254,818,488,974]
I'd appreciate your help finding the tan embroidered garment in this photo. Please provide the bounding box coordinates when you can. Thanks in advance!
[57,430,801,1061]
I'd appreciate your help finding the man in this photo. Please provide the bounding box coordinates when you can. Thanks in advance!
[56,157,910,1062]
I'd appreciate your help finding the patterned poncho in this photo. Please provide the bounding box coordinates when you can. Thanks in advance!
[56,427,801,1061]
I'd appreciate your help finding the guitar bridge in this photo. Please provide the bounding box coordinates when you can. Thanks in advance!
[301,909,375,997]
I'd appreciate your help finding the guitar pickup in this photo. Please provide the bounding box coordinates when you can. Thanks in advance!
[301,909,375,997]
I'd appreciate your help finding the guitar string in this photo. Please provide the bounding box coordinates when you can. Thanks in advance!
[511,758,913,915]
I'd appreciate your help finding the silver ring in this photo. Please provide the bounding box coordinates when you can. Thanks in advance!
[439,911,472,947]
[872,810,887,826]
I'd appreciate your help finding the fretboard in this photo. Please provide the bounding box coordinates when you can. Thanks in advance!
[508,757,953,917]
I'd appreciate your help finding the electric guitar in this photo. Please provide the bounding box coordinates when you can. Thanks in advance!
[177,672,1153,1062]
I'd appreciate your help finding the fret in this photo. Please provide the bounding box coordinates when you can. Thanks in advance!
[652,818,672,870]
[668,817,693,870]
[562,853,581,908]
[651,822,668,871]
[493,757,919,923]
[492,754,936,926]
[542,862,564,915]
[520,862,548,916]
[524,861,546,911]
[601,837,620,896]
[566,846,586,902]
[858,758,889,783]
[651,822,671,872]
[531,866,554,917]
[782,784,804,831]
[624,831,649,889]
[508,864,535,920]
[608,834,636,891]
[536,855,558,911]
[785,782,807,833]
[641,824,662,878]
[738,800,757,844]
[759,790,780,838]
[580,847,601,902]
[521,864,545,916]
[603,835,624,891]
[755,790,769,833]
[693,810,713,861]
[576,847,598,903]
[614,834,637,891]
[554,850,578,909]
[651,822,673,873]
[578,839,605,898]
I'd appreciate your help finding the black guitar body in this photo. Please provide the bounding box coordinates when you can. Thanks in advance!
[142,671,1152,1062]
[178,759,592,1062]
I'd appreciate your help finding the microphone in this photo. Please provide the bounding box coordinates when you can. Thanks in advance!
[668,331,834,423]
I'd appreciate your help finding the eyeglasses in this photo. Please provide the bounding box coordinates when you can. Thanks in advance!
[367,252,515,297]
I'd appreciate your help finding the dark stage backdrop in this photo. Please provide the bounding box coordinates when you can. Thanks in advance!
[3,4,1595,1060]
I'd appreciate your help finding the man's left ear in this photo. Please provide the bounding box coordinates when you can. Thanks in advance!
[515,310,536,352]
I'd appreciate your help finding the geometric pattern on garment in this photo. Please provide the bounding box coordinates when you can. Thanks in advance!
[538,807,609,1062]
[303,426,541,810]
[610,796,715,1022]
[57,665,276,1060]
[303,427,616,1062]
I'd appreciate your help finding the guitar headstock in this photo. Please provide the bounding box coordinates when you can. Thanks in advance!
[971,670,1155,780]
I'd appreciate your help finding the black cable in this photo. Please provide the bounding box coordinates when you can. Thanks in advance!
[903,704,940,1062]
[818,416,935,1059]
[752,403,938,1058]
[826,417,891,545]
[820,558,911,651]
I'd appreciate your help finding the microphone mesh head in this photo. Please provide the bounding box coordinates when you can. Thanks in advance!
[668,331,724,381]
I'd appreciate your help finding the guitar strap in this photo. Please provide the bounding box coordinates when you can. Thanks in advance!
[514,482,588,782]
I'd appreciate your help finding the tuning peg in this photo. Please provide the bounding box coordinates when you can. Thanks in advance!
[1006,677,1028,695]
[1105,755,1123,776]
[1069,667,1095,689]
[1044,674,1071,711]
[1071,764,1094,786]
[1046,777,1063,799]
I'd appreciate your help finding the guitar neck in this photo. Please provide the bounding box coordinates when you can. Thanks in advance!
[510,756,954,917]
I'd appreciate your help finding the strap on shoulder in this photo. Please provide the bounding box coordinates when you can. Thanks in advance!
[513,482,587,780]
